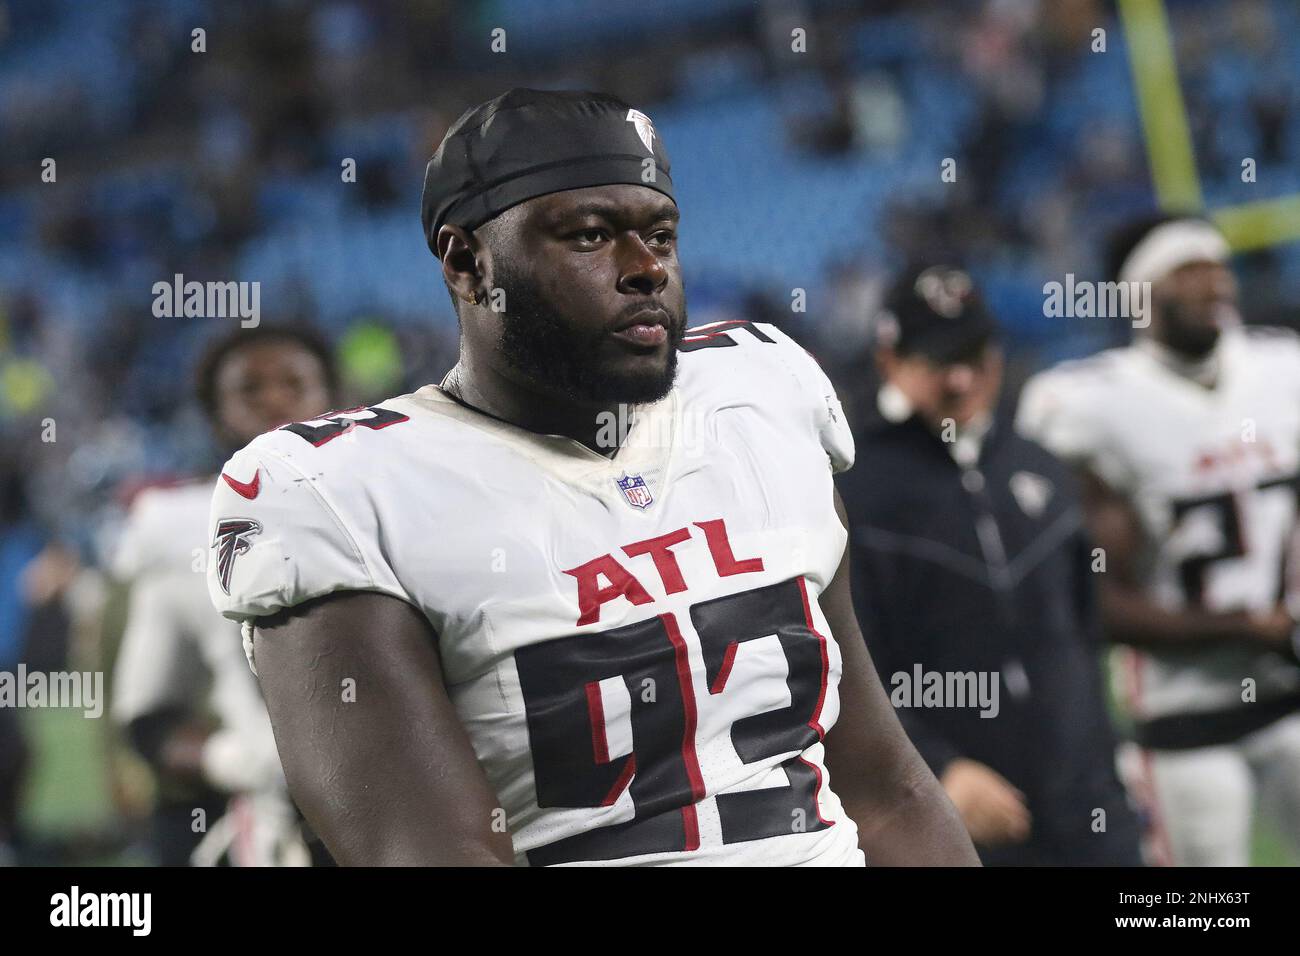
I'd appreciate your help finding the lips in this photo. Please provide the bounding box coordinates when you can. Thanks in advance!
[610,309,670,348]
[613,324,668,346]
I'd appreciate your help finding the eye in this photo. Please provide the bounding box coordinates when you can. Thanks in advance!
[570,228,609,245]
[647,229,676,249]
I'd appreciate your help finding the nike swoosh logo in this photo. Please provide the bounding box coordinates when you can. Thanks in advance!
[221,468,261,500]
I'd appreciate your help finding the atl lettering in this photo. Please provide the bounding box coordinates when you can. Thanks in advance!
[563,518,764,625]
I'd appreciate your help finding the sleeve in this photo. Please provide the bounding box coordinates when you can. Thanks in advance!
[110,572,206,726]
[760,323,856,474]
[206,440,410,626]
[110,490,162,582]
[1016,368,1134,494]
[807,352,855,475]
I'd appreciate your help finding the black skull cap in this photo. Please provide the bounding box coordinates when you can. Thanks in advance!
[421,88,675,254]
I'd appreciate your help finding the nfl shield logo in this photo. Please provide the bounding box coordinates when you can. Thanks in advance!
[615,473,654,510]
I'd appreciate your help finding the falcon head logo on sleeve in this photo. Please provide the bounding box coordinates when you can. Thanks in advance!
[213,518,262,595]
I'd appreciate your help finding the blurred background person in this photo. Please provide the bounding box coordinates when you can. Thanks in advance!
[0,0,1297,864]
[1018,215,1300,866]
[110,324,338,865]
[837,265,1141,865]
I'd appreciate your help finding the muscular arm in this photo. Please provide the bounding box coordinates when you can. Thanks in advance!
[1079,468,1289,650]
[821,490,980,866]
[252,590,515,866]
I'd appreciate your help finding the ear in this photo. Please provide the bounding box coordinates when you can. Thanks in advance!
[438,224,485,307]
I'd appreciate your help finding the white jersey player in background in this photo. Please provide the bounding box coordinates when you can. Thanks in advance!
[1018,215,1300,865]
[207,88,979,867]
[112,325,337,865]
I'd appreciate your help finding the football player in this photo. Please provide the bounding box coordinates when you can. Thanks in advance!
[1018,215,1300,865]
[207,89,979,866]
[112,324,337,865]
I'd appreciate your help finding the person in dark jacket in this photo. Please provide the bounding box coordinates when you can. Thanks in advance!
[837,264,1141,865]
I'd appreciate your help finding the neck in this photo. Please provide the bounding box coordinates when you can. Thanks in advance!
[441,357,626,455]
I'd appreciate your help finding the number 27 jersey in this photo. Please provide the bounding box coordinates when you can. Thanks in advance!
[1017,328,1300,720]
[208,321,865,866]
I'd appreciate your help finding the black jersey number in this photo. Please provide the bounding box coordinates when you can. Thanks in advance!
[279,405,410,446]
[514,577,832,865]
[677,320,776,352]
[1171,474,1298,606]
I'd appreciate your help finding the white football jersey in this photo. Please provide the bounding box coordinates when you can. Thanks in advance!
[208,320,866,866]
[1017,327,1300,720]
[111,479,284,794]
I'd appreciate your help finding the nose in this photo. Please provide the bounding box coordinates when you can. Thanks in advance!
[1209,264,1237,301]
[254,381,304,421]
[615,234,669,297]
[943,363,976,394]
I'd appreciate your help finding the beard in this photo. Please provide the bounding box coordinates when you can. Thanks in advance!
[1159,299,1221,359]
[493,261,686,404]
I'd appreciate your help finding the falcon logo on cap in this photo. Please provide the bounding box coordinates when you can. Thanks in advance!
[626,109,656,153]
[915,267,973,319]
